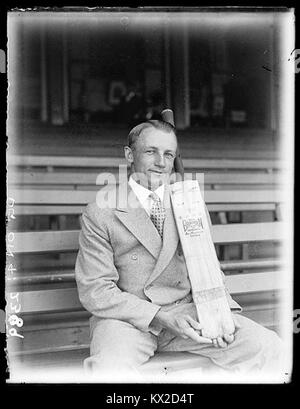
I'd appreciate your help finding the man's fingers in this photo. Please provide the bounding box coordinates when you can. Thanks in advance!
[223,334,234,344]
[211,332,235,348]
[183,327,212,344]
[233,315,242,330]
[217,336,227,348]
[186,316,202,331]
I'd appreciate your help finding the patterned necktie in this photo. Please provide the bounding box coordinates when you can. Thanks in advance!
[149,193,166,238]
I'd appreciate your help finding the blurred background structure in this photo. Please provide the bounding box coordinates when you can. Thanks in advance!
[8,11,284,156]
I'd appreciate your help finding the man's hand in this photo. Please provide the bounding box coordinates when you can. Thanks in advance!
[151,310,212,344]
[212,314,241,348]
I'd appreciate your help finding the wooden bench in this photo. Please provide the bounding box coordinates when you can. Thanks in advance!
[6,219,288,378]
[6,158,288,379]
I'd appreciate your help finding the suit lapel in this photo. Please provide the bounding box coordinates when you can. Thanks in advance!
[115,183,180,280]
[115,183,162,259]
[145,185,179,286]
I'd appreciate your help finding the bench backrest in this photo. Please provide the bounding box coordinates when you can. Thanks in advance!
[9,169,283,191]
[9,188,284,216]
[6,176,288,359]
[8,155,285,172]
[8,221,286,315]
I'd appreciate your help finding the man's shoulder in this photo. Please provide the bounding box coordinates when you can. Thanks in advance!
[84,183,129,218]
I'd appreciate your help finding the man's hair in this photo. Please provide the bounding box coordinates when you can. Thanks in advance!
[127,120,176,149]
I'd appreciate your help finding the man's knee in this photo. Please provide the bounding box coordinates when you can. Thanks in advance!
[243,326,282,356]
[235,315,284,370]
[86,317,157,372]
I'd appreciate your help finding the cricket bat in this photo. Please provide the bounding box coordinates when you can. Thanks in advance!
[161,109,235,339]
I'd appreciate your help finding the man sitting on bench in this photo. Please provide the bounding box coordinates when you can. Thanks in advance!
[75,120,284,378]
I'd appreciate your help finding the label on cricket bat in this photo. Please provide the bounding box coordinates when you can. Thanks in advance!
[170,180,235,339]
[182,217,204,236]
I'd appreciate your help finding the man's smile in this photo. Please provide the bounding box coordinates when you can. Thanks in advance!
[149,170,164,175]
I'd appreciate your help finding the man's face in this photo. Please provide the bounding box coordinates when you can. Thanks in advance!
[125,127,177,190]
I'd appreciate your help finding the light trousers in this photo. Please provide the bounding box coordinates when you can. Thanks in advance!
[84,301,285,380]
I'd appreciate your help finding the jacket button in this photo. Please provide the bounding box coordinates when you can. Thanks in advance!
[131,254,138,260]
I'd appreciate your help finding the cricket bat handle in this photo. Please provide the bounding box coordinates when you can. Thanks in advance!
[161,109,185,177]
[161,108,175,126]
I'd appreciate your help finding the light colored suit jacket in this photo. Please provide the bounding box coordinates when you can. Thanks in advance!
[75,183,241,335]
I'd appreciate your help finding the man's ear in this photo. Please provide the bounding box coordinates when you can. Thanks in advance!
[124,146,134,165]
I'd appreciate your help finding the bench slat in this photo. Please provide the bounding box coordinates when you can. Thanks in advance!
[11,189,97,204]
[9,170,282,186]
[9,155,284,170]
[212,222,284,244]
[12,222,284,253]
[14,203,277,216]
[14,205,85,215]
[13,230,80,253]
[13,271,284,314]
[9,155,127,168]
[10,188,283,205]
[6,259,283,286]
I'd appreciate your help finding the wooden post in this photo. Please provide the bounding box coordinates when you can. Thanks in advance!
[169,23,190,129]
[40,27,48,122]
[47,27,69,125]
[62,27,70,123]
[163,24,172,108]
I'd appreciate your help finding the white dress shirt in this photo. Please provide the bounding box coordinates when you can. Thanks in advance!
[128,176,165,216]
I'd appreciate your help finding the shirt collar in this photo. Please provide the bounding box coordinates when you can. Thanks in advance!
[129,176,165,204]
